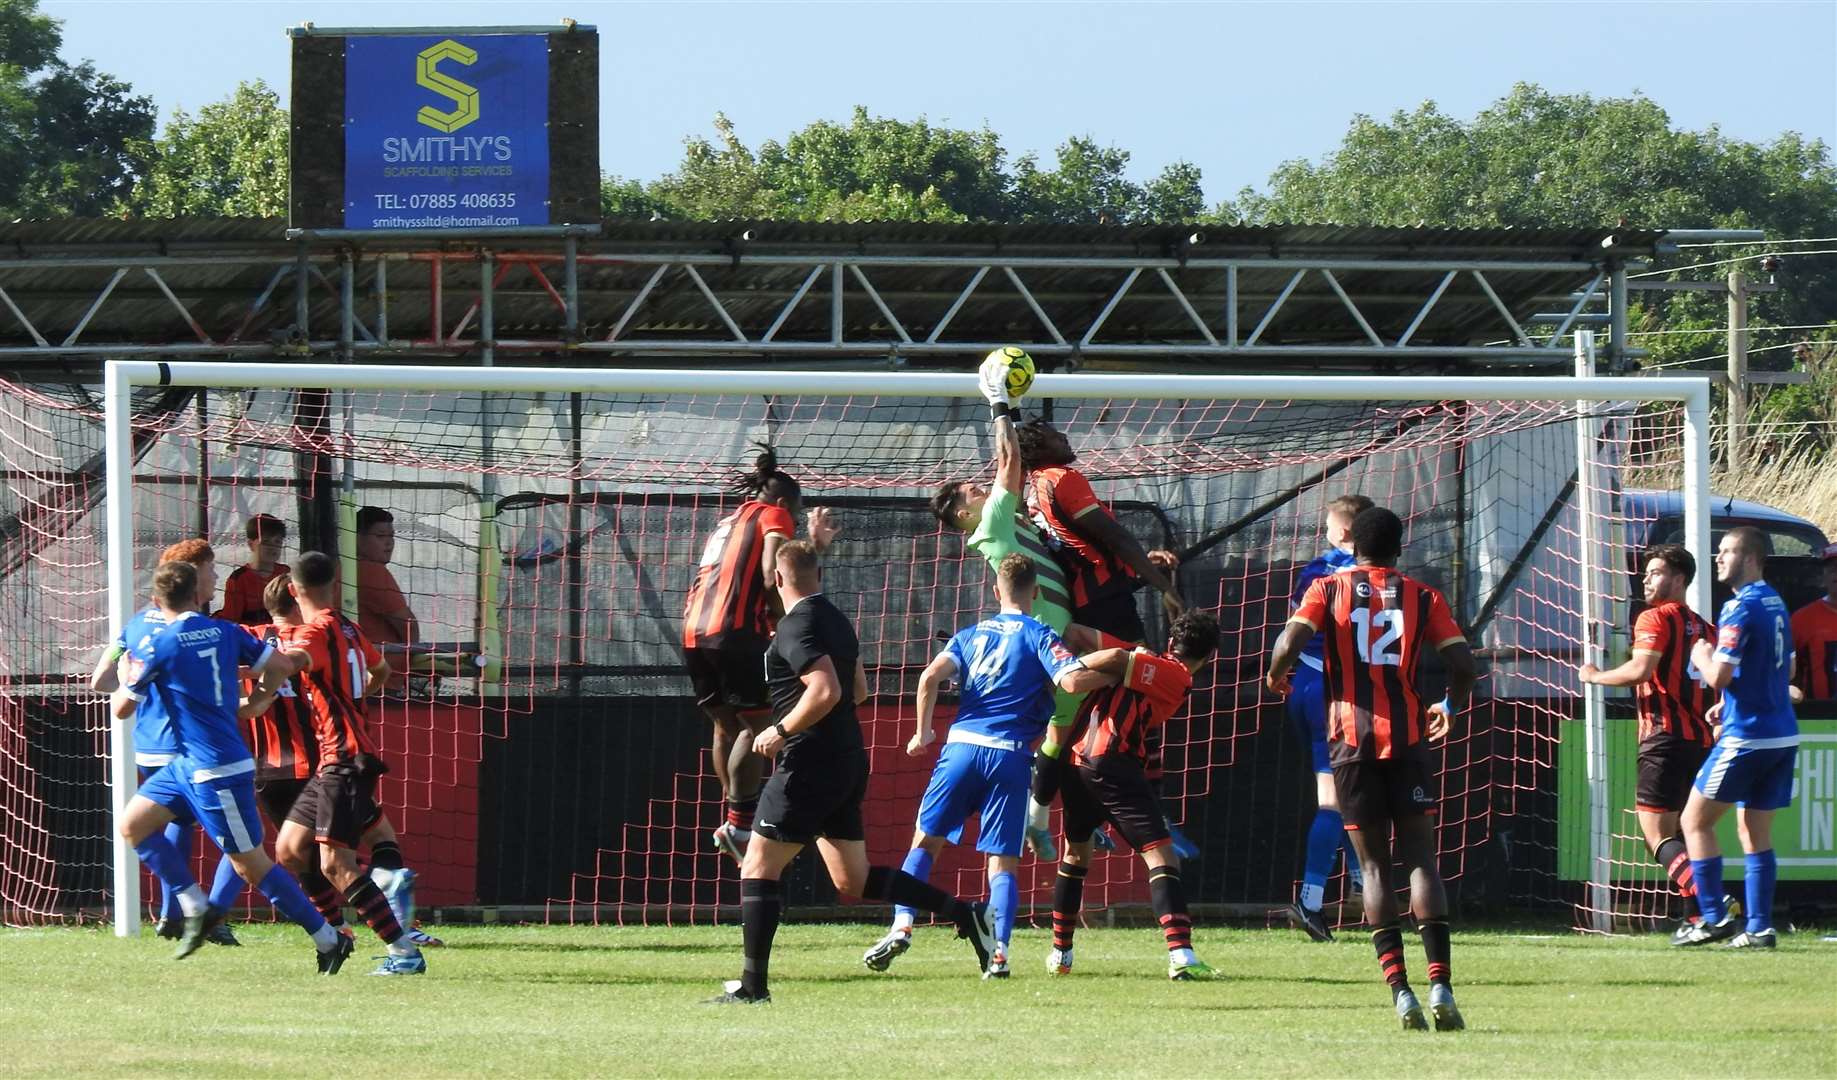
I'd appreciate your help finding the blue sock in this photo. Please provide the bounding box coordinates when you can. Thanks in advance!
[208,856,244,911]
[1744,850,1777,935]
[989,870,1017,948]
[255,865,327,932]
[894,847,933,928]
[1691,857,1726,923]
[157,820,191,921]
[133,834,198,894]
[1301,808,1342,911]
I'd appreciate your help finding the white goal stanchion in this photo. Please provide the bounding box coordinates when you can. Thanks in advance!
[97,362,1712,937]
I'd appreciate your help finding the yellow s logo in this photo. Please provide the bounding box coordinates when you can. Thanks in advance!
[415,39,479,133]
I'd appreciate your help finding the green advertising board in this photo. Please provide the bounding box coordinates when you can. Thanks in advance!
[1559,711,1837,881]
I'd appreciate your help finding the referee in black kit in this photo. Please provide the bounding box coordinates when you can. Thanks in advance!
[706,538,998,1004]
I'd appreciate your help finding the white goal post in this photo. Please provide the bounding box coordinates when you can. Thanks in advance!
[102,360,1713,937]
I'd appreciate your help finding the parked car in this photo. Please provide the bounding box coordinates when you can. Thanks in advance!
[1622,489,1831,616]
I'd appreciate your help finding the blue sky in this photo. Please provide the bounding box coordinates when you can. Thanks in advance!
[48,0,1837,204]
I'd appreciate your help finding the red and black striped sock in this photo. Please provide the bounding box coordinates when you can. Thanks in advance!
[300,867,346,928]
[1655,835,1697,899]
[1372,923,1409,991]
[1149,865,1191,952]
[1420,918,1452,987]
[727,797,759,832]
[1052,862,1088,951]
[343,877,405,945]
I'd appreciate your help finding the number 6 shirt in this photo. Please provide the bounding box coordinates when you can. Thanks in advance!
[1290,566,1464,766]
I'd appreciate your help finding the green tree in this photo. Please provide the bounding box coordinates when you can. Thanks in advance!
[0,0,154,217]
[1219,82,1837,345]
[624,108,1202,225]
[125,80,289,218]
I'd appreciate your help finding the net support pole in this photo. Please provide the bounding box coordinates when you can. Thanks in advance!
[103,361,139,938]
[1574,331,1612,932]
[1682,376,1714,627]
[339,253,360,616]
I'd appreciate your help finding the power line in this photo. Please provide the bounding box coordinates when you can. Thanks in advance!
[1626,322,1837,338]
[1640,340,1816,368]
[1629,247,1837,278]
[1674,236,1837,249]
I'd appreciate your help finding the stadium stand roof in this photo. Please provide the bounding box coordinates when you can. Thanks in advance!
[0,218,1667,376]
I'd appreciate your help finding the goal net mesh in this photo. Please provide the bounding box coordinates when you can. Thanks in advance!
[0,376,1687,930]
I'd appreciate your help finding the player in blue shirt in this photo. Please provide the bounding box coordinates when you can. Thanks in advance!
[1279,494,1370,942]
[863,553,1122,978]
[90,545,245,944]
[1675,526,1798,949]
[111,560,351,969]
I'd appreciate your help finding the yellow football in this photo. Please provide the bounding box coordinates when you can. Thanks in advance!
[988,346,1035,398]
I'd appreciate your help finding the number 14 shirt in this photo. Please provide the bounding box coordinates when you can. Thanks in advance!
[1290,566,1464,766]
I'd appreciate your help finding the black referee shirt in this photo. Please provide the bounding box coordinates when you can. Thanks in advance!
[765,593,863,758]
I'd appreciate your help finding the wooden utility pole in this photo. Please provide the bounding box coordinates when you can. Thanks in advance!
[1727,271,1748,471]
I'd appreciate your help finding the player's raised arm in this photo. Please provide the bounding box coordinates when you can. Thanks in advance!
[1072,508,1183,614]
[909,651,957,756]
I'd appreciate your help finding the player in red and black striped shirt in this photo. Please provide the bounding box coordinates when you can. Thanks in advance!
[1790,544,1837,703]
[1267,507,1475,1032]
[1049,610,1221,981]
[1581,544,1718,931]
[267,552,429,975]
[1017,418,1196,857]
[682,447,839,863]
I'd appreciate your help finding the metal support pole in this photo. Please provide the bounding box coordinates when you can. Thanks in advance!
[563,235,579,339]
[103,362,139,938]
[481,250,496,365]
[293,242,311,343]
[374,256,389,345]
[1726,271,1748,472]
[1607,258,1629,371]
[1574,331,1612,933]
[195,393,209,538]
[339,253,359,615]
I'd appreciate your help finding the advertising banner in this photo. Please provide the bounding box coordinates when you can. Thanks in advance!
[1559,713,1837,881]
[343,33,550,230]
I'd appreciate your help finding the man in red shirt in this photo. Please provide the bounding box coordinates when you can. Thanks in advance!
[1580,544,1720,936]
[1267,507,1476,1033]
[216,514,289,625]
[1047,610,1220,981]
[1791,543,1837,703]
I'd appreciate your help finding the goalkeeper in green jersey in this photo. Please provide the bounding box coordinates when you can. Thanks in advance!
[925,352,1084,861]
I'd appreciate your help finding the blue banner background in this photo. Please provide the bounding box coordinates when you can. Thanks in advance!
[344,33,549,229]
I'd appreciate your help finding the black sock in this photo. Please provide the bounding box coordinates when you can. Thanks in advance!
[1372,922,1409,991]
[1031,751,1065,806]
[369,840,405,872]
[1653,835,1697,900]
[864,865,967,923]
[1149,865,1192,952]
[1420,919,1451,987]
[740,877,783,998]
[1052,863,1087,951]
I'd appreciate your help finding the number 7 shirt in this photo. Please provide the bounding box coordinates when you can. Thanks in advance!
[1291,567,1464,765]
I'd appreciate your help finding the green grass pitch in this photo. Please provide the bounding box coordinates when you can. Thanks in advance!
[4,922,1834,1077]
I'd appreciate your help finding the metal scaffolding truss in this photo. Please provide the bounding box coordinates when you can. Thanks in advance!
[0,219,1665,373]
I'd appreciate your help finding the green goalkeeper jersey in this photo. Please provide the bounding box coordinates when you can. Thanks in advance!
[967,485,1074,633]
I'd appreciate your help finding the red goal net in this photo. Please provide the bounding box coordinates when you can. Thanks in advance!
[0,376,1690,930]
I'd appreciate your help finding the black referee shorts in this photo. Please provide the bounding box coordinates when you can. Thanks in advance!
[1061,754,1170,853]
[1636,733,1711,814]
[754,749,869,845]
[1334,753,1438,832]
[684,635,770,714]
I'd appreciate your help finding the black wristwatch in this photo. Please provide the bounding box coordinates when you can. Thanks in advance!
[773,721,789,740]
